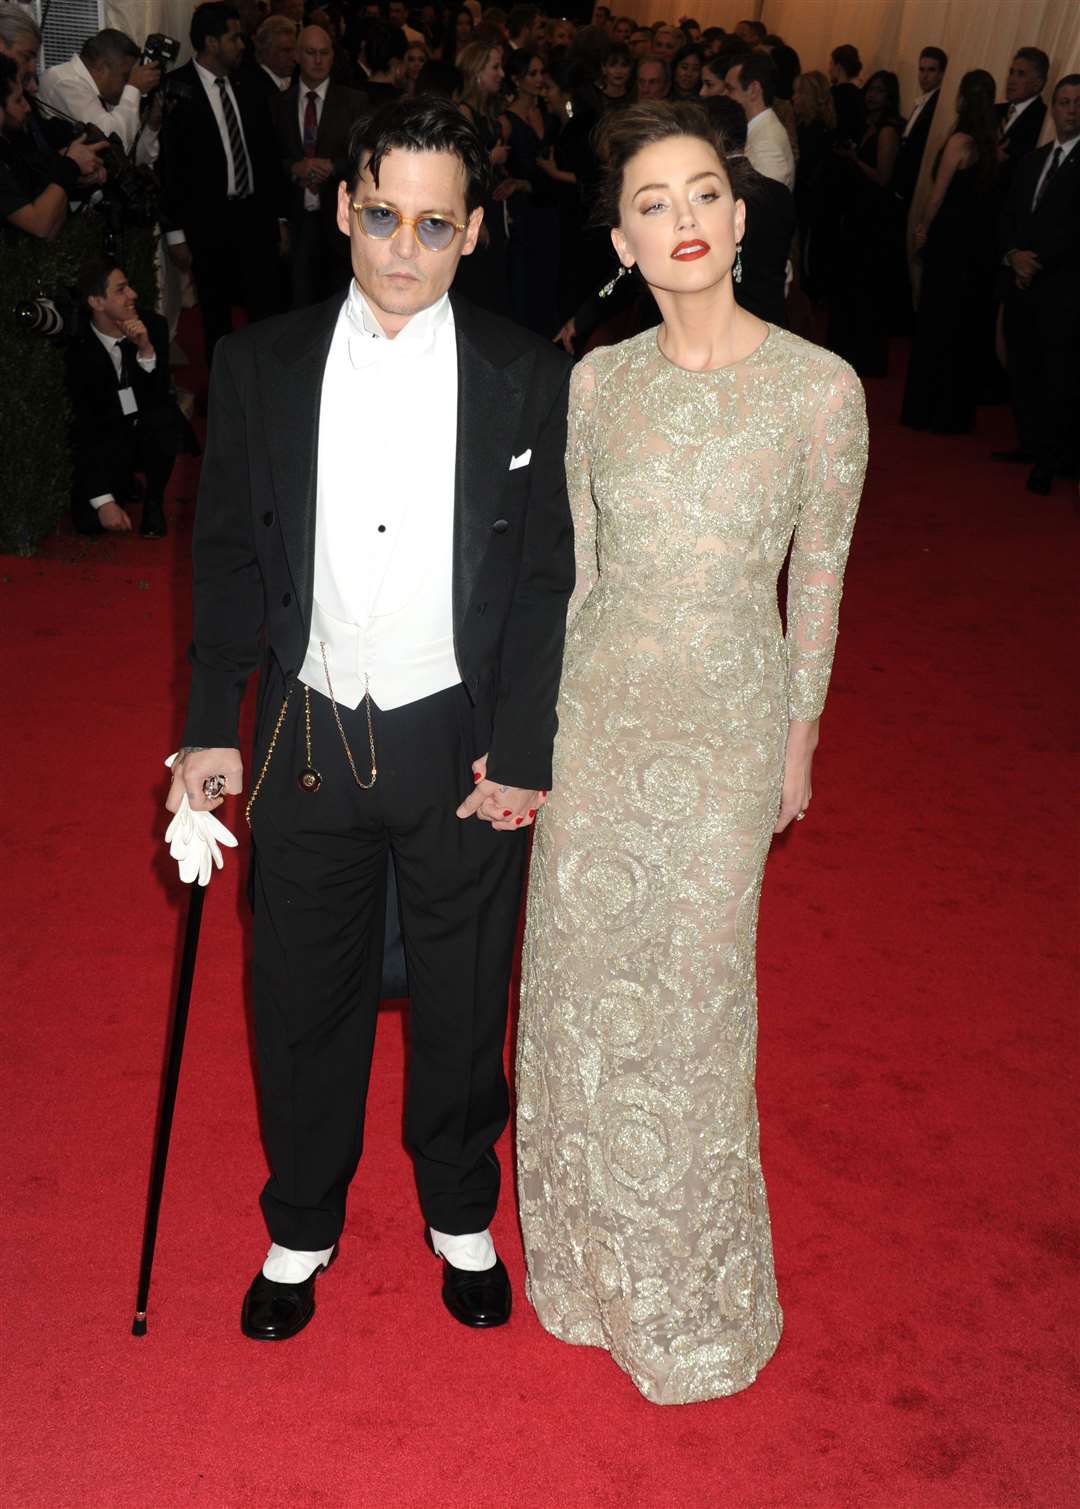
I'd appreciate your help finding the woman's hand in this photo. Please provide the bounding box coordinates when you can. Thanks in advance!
[774,718,819,834]
[455,753,548,832]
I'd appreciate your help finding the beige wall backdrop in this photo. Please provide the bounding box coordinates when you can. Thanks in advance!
[104,2,198,63]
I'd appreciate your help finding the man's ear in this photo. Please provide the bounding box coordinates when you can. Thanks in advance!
[336,178,352,238]
[462,203,484,256]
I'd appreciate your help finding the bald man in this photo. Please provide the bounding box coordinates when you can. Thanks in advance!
[272,25,368,306]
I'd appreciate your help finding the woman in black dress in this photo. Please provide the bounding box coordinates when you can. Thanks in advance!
[827,69,904,377]
[503,49,562,335]
[829,44,865,144]
[454,40,512,315]
[901,71,999,433]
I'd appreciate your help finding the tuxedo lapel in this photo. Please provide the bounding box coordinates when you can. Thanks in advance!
[259,294,343,637]
[450,293,532,636]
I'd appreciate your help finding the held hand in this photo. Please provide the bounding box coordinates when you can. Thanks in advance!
[166,747,244,814]
[773,719,819,834]
[455,753,548,832]
[65,136,109,176]
[1009,249,1040,281]
[98,500,132,531]
[554,317,577,354]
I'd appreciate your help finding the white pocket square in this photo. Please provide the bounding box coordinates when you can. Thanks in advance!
[509,450,532,471]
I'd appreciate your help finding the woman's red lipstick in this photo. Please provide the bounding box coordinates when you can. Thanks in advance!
[671,240,710,260]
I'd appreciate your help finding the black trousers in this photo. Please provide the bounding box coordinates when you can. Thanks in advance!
[248,681,528,1251]
[70,411,177,532]
[1004,285,1079,474]
[190,199,282,366]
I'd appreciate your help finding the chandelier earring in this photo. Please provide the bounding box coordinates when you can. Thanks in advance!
[733,244,743,284]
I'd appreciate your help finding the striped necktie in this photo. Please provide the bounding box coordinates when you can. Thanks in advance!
[215,76,252,196]
[303,91,319,157]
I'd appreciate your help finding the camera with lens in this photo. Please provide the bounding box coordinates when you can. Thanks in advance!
[76,121,158,224]
[142,33,180,70]
[11,290,83,340]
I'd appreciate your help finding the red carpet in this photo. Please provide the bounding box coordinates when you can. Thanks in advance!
[2,328,1077,1509]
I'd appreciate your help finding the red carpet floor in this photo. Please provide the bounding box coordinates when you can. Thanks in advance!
[2,333,1077,1509]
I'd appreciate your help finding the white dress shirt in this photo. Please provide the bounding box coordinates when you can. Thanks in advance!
[1031,134,1078,207]
[902,87,938,138]
[37,53,159,165]
[298,283,461,712]
[261,64,292,93]
[87,324,156,509]
[297,76,329,211]
[165,61,255,246]
[746,107,796,191]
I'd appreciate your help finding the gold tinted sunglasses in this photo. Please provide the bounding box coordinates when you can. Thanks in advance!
[351,201,467,251]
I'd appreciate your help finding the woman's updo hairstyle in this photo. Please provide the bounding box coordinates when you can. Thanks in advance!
[593,100,731,227]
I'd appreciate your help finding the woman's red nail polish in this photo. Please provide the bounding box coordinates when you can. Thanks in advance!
[473,772,482,782]
[540,790,547,797]
[528,809,536,817]
[515,817,523,825]
[502,809,511,817]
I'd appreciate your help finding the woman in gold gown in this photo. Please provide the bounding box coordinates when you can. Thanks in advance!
[516,102,869,1405]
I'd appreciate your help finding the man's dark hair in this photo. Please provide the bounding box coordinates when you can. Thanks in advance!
[1052,72,1080,102]
[191,3,241,54]
[506,5,540,42]
[346,96,492,210]
[1014,47,1050,86]
[77,256,122,303]
[416,60,463,100]
[702,28,726,46]
[831,44,861,79]
[920,46,947,73]
[81,29,140,68]
[367,19,407,73]
[729,50,777,107]
[738,19,766,42]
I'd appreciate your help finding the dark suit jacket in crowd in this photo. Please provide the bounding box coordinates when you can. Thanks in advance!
[65,311,179,497]
[894,87,940,206]
[158,61,287,248]
[1000,139,1080,311]
[272,79,368,225]
[995,96,1048,181]
[181,290,573,794]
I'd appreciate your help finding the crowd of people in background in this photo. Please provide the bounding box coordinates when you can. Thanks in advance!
[1,1,1078,529]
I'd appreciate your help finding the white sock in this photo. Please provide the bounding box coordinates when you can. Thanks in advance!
[262,1243,334,1283]
[429,1227,496,1271]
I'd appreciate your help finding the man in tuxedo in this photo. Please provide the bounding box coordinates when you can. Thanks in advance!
[273,24,366,307]
[66,259,187,537]
[895,46,947,207]
[996,48,1049,187]
[159,3,288,366]
[998,75,1080,495]
[166,97,572,1340]
[250,13,298,102]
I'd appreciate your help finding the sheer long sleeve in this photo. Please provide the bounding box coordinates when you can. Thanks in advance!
[565,358,600,627]
[785,360,868,721]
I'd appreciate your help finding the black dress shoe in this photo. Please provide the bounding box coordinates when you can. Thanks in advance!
[1025,468,1053,496]
[240,1246,337,1341]
[140,501,167,538]
[437,1254,512,1329]
[991,448,1035,463]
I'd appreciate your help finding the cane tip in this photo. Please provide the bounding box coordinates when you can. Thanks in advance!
[131,1313,148,1337]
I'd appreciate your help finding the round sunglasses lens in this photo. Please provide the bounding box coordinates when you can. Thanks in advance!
[360,206,399,238]
[417,218,456,250]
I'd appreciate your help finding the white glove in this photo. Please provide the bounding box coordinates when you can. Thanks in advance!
[163,753,239,886]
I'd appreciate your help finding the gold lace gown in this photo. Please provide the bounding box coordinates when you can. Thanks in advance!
[516,324,868,1405]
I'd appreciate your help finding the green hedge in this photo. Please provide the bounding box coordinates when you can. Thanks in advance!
[0,211,157,555]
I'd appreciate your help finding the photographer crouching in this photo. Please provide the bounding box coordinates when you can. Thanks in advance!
[0,54,107,239]
[65,257,190,538]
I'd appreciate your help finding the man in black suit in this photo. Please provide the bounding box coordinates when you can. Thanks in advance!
[248,12,298,104]
[273,24,367,307]
[998,75,1080,495]
[165,98,572,1340]
[66,259,187,537]
[895,46,947,207]
[159,3,288,366]
[996,48,1049,188]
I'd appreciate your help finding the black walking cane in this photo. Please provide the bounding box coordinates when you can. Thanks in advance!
[131,881,207,1335]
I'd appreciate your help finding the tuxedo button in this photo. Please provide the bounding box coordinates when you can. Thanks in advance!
[281,592,292,607]
[492,519,509,533]
[263,511,274,526]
